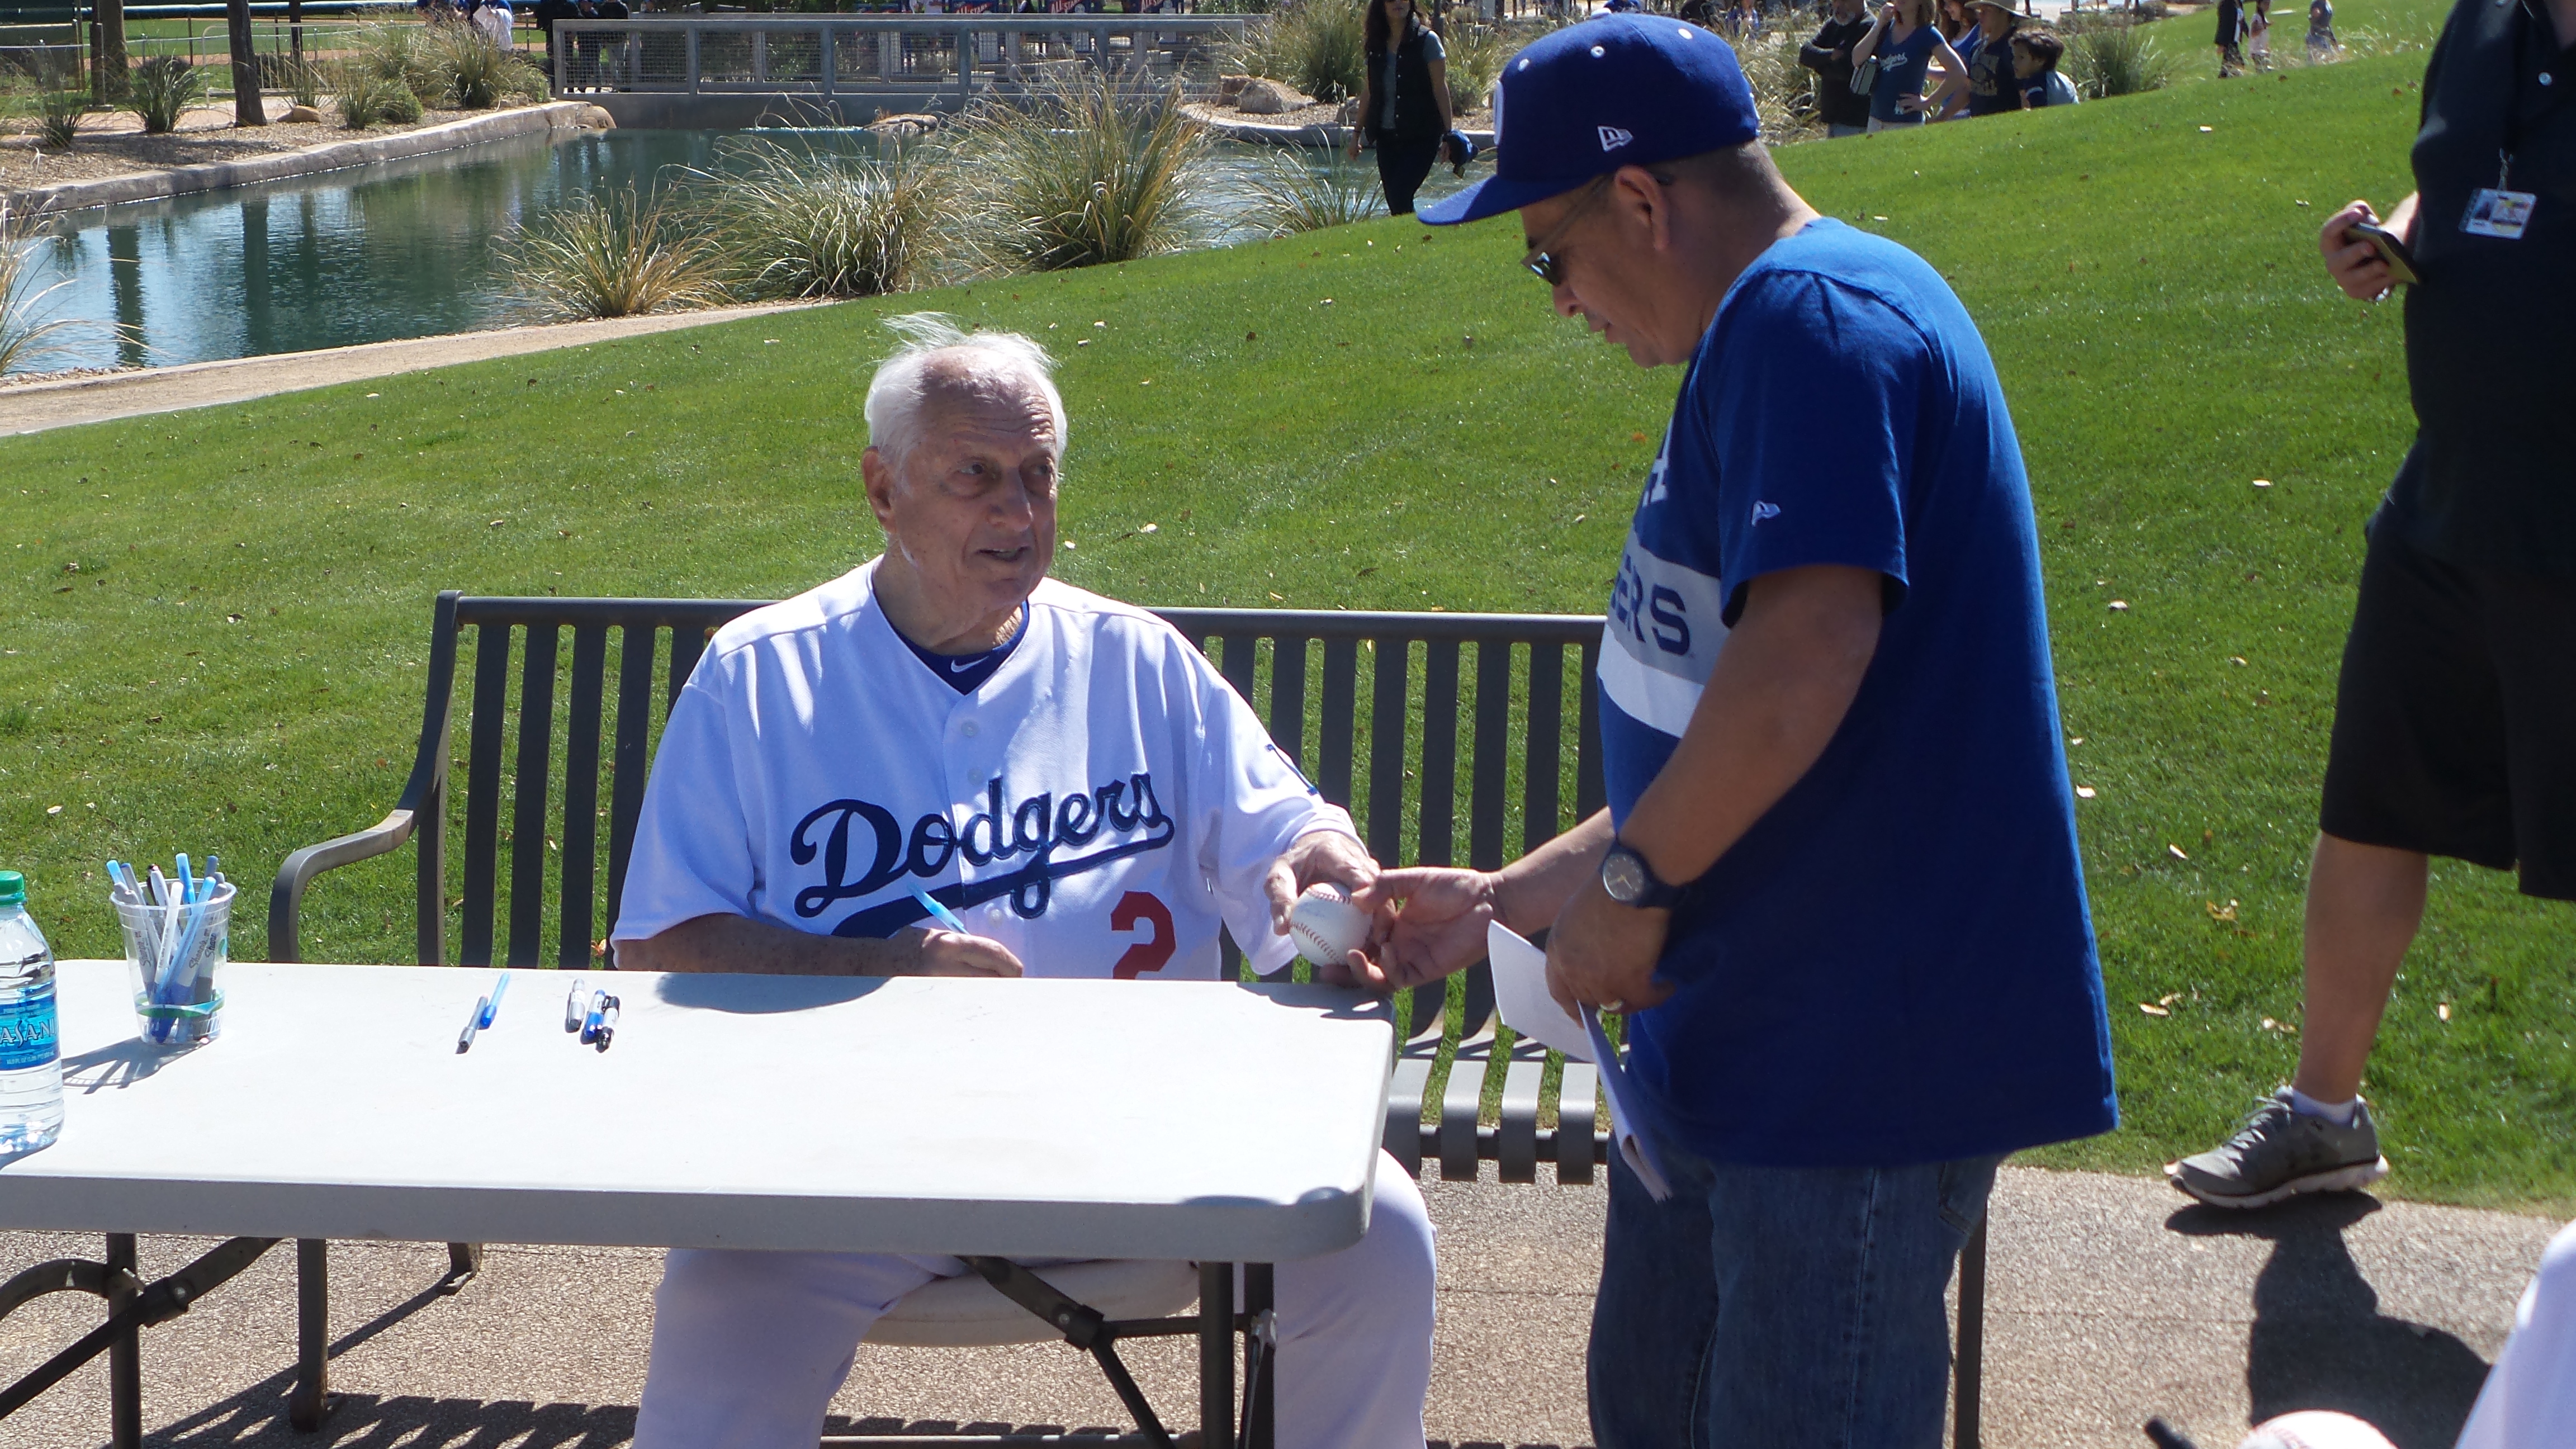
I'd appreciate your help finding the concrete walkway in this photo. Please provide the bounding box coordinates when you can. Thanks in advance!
[2,301,835,438]
[0,1166,2556,1449]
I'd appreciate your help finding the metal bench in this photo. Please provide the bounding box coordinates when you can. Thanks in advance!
[245,590,1987,1443]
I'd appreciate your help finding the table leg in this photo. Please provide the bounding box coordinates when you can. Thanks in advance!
[1197,1263,1233,1449]
[104,1234,140,1449]
[1242,1265,1275,1449]
[289,1239,333,1431]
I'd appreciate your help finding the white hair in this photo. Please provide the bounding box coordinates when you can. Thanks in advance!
[862,312,1066,469]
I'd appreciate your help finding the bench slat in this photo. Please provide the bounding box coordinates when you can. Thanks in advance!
[1438,1031,1492,1182]
[604,623,660,948]
[560,626,610,970]
[1523,642,1563,852]
[1317,638,1357,806]
[1576,636,1606,820]
[1267,635,1306,771]
[1383,1047,1436,1177]
[506,626,561,968]
[1496,1043,1547,1185]
[667,622,710,709]
[458,625,514,968]
[1556,1060,1599,1185]
[1364,640,1409,868]
[1467,641,1510,874]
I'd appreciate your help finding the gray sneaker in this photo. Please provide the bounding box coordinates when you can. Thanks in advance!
[2168,1087,2390,1208]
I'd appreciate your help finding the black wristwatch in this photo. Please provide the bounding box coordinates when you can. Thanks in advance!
[1599,837,1687,911]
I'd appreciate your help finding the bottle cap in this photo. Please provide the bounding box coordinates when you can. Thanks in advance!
[0,872,22,907]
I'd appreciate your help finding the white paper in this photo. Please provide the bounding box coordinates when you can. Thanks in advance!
[1485,921,1592,1062]
[1584,1006,1674,1202]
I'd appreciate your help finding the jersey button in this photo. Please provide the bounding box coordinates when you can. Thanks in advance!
[960,719,980,737]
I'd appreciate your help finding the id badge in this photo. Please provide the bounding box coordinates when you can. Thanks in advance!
[2463,188,2537,239]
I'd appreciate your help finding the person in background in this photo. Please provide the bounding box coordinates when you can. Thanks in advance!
[1347,0,1456,216]
[1943,0,2022,118]
[2010,27,2078,107]
[2248,0,2274,68]
[1936,0,1973,45]
[1852,0,1967,132]
[1679,0,1718,25]
[1798,0,1876,137]
[534,0,579,73]
[2215,0,2247,75]
[473,0,514,49]
[2168,0,2576,1213]
[2307,0,2337,55]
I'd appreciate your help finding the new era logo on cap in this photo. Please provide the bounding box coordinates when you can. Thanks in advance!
[1598,125,1635,151]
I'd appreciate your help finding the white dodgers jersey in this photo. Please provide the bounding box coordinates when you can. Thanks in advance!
[614,562,1354,979]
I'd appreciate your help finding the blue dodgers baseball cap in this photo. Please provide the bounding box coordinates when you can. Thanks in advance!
[1418,16,1761,226]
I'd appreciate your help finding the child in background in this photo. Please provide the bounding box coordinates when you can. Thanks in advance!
[2307,0,2338,56]
[2011,28,2080,107]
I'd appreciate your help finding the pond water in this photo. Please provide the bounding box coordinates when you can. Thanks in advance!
[17,129,1471,375]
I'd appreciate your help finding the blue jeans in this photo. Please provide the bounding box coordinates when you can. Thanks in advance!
[1588,1135,2001,1449]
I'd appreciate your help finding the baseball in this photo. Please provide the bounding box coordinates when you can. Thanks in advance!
[1289,883,1372,964]
[2239,1412,2397,1449]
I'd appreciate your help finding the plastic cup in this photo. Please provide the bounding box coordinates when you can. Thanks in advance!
[115,881,233,1047]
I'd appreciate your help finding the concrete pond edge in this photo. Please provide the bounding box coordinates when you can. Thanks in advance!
[1178,102,1493,150]
[6,101,615,218]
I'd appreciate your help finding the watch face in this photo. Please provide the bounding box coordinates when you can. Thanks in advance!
[1604,850,1646,902]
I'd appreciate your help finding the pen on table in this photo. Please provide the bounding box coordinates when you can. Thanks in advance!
[591,995,621,1052]
[457,995,489,1053]
[147,865,170,907]
[563,975,588,1033]
[176,853,195,905]
[581,989,608,1043]
[910,888,970,934]
[477,970,511,1030]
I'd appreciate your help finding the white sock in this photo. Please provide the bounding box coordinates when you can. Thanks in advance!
[2289,1087,2360,1126]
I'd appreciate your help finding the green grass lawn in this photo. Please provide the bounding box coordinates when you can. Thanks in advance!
[6,40,2572,1209]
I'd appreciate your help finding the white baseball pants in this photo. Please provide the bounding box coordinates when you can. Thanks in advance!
[632,1153,1436,1449]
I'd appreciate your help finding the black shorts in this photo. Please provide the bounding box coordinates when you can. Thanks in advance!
[2319,521,2576,901]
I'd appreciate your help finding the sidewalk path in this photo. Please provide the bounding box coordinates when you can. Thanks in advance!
[0,1166,2555,1448]
[2,301,835,439]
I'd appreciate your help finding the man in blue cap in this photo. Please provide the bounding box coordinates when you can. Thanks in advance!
[1353,15,2118,1446]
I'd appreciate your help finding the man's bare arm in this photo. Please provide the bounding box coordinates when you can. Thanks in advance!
[615,913,1024,977]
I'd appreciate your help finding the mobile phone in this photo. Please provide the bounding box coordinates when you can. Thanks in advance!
[2346,219,2419,286]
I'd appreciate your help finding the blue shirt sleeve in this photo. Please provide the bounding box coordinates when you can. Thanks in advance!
[1701,269,1930,625]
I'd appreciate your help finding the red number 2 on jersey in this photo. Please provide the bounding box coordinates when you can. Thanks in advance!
[1111,891,1176,980]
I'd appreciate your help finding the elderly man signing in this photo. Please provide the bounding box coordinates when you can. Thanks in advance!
[1358,20,2117,1447]
[612,316,1436,1449]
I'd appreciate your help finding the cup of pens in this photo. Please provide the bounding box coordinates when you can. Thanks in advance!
[109,856,231,1048]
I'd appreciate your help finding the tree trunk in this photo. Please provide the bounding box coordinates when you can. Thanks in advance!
[96,0,131,102]
[226,0,266,125]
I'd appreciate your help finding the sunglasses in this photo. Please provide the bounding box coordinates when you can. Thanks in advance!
[1522,176,1615,286]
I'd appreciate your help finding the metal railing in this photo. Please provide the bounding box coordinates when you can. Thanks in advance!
[548,13,1246,108]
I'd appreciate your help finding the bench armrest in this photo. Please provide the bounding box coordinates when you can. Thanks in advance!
[268,809,418,965]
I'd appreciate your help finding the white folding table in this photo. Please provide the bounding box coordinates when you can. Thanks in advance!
[0,960,1396,1449]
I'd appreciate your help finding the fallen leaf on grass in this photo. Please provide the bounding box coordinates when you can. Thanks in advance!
[2204,899,2239,922]
[45,805,61,816]
[2109,600,2130,612]
[2438,1002,2451,1021]
[2138,1003,2170,1017]
[2075,785,2097,799]
[2159,992,2184,1006]
[2169,844,2190,860]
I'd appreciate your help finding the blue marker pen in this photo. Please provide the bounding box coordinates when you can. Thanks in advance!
[477,971,510,1031]
[910,888,970,934]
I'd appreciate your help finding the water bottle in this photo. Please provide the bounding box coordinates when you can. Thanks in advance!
[0,872,64,1156]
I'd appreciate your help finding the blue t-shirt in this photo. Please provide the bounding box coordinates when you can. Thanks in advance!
[1599,219,2116,1169]
[1869,23,1940,122]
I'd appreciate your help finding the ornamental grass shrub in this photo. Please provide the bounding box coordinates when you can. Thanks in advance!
[35,84,86,148]
[125,55,203,135]
[1240,148,1383,235]
[334,68,425,128]
[2065,21,2177,97]
[1228,0,1365,104]
[689,135,946,299]
[0,202,86,377]
[947,74,1210,273]
[422,26,547,109]
[504,184,729,320]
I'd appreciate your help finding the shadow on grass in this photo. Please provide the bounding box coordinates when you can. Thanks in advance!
[2166,1192,2492,1449]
